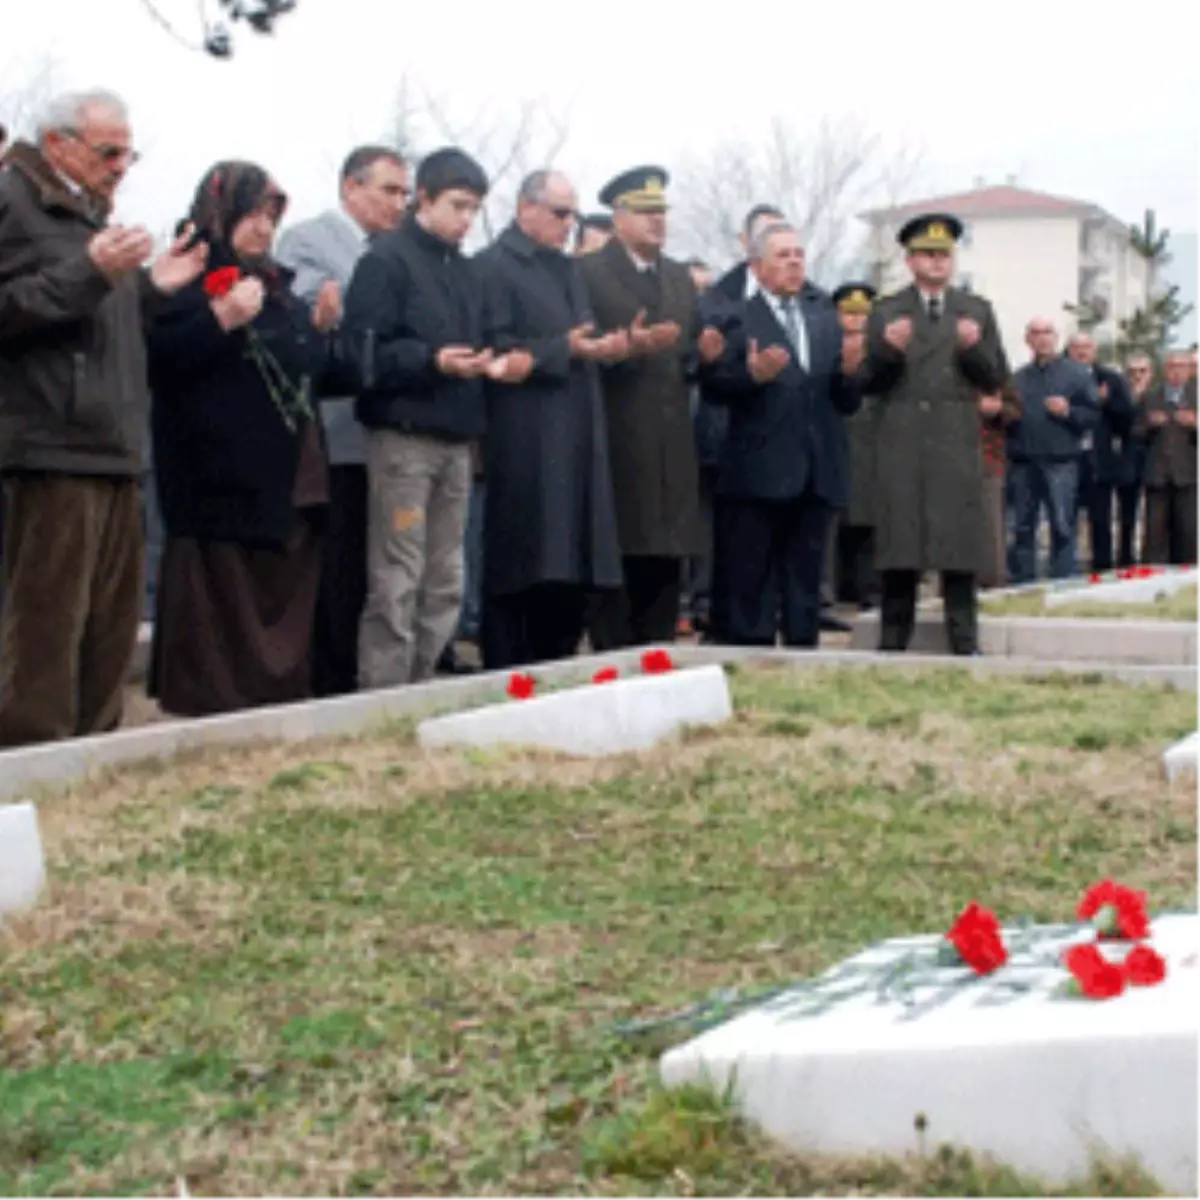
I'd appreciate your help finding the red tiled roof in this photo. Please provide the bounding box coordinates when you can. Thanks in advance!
[860,185,1106,222]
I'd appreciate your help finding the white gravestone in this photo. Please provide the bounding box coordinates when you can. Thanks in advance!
[1163,731,1199,782]
[0,801,47,915]
[661,914,1198,1193]
[417,663,733,757]
[1045,567,1197,608]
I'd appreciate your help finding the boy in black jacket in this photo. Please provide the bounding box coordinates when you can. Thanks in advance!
[344,147,530,687]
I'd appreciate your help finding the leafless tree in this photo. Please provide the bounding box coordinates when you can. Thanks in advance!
[380,74,572,246]
[0,55,61,143]
[671,115,925,287]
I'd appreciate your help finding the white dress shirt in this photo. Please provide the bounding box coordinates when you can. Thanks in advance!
[760,288,810,371]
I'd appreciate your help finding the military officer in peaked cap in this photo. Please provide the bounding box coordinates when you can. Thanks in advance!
[859,213,1009,655]
[577,164,729,649]
[831,282,880,611]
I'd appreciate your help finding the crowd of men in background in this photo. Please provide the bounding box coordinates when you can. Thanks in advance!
[0,95,1196,751]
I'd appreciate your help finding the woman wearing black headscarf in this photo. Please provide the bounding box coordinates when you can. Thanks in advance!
[146,161,340,717]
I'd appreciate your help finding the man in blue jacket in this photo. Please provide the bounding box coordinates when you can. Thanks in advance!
[704,221,862,646]
[1009,318,1099,583]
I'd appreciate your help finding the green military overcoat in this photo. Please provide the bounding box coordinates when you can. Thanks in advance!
[862,284,1009,572]
[576,238,704,559]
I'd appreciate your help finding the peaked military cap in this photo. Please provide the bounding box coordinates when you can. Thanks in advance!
[578,212,614,232]
[898,212,963,252]
[599,165,670,212]
[832,283,877,314]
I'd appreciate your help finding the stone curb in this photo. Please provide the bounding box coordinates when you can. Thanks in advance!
[2,645,1194,803]
[851,611,1196,665]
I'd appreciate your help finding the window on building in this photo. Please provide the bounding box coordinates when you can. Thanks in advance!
[959,222,973,249]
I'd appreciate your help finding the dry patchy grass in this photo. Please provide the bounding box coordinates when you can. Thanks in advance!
[1,666,1195,1196]
[982,583,1197,622]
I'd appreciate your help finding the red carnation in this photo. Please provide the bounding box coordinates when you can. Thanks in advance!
[506,672,536,700]
[640,649,675,675]
[945,902,1008,975]
[203,266,241,298]
[1122,944,1167,987]
[1064,943,1126,999]
[592,667,620,684]
[1088,572,1102,584]
[1077,879,1150,941]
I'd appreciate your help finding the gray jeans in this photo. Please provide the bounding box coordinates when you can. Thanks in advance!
[359,430,472,688]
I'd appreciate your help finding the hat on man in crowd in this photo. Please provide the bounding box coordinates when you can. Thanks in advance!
[599,165,670,212]
[578,212,613,233]
[898,212,963,252]
[832,282,877,315]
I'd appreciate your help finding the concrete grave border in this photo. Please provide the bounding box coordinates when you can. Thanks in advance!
[2,645,1194,804]
[851,569,1197,663]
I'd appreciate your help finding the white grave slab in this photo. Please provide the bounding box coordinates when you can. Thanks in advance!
[661,914,1199,1193]
[417,663,733,757]
[1163,731,1199,782]
[1045,566,1197,608]
[0,801,46,915]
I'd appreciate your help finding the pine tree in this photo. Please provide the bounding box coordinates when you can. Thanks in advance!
[1110,210,1193,369]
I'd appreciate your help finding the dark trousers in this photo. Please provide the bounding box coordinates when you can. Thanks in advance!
[681,466,717,624]
[835,523,878,609]
[714,492,832,647]
[1117,484,1141,568]
[1009,459,1080,584]
[0,473,143,747]
[312,464,368,697]
[588,555,681,650]
[1078,457,1122,572]
[482,582,587,670]
[1144,485,1198,565]
[879,568,977,656]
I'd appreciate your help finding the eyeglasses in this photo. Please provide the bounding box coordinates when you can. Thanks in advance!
[62,129,141,166]
[544,204,577,221]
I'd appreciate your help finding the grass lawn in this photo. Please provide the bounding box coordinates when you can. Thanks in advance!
[2,666,1195,1197]
[981,583,1197,622]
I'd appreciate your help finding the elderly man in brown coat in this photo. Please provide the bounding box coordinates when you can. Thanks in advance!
[0,89,206,747]
[860,213,1010,655]
[576,164,726,648]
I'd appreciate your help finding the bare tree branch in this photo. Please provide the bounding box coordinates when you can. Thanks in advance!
[672,114,925,288]
[0,55,61,142]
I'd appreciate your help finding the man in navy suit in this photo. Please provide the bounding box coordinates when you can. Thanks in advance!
[705,222,863,646]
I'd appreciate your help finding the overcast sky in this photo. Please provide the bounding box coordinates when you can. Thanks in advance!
[4,0,1198,247]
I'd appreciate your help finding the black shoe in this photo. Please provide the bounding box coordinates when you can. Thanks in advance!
[437,646,479,675]
[820,612,852,633]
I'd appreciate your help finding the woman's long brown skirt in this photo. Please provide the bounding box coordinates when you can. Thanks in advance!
[149,515,322,718]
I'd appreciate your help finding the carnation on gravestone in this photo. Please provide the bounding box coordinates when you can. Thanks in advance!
[1122,944,1167,987]
[640,649,675,675]
[1063,943,1126,999]
[592,667,619,684]
[1077,879,1150,941]
[945,902,1008,975]
[506,672,536,701]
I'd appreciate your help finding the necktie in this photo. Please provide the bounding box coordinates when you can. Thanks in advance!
[928,295,942,323]
[783,299,806,369]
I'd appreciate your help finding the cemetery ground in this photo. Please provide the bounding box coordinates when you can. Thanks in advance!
[2,665,1196,1197]
[981,584,1198,622]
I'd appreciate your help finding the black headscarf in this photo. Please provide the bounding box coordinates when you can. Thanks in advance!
[180,160,289,288]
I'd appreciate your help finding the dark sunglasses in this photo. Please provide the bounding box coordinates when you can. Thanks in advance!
[545,204,577,221]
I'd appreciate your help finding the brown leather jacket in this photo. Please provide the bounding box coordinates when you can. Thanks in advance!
[0,141,161,476]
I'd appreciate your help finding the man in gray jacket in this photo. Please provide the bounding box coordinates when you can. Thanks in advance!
[0,89,207,747]
[276,145,410,695]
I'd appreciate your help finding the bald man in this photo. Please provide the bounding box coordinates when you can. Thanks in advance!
[1008,318,1099,582]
